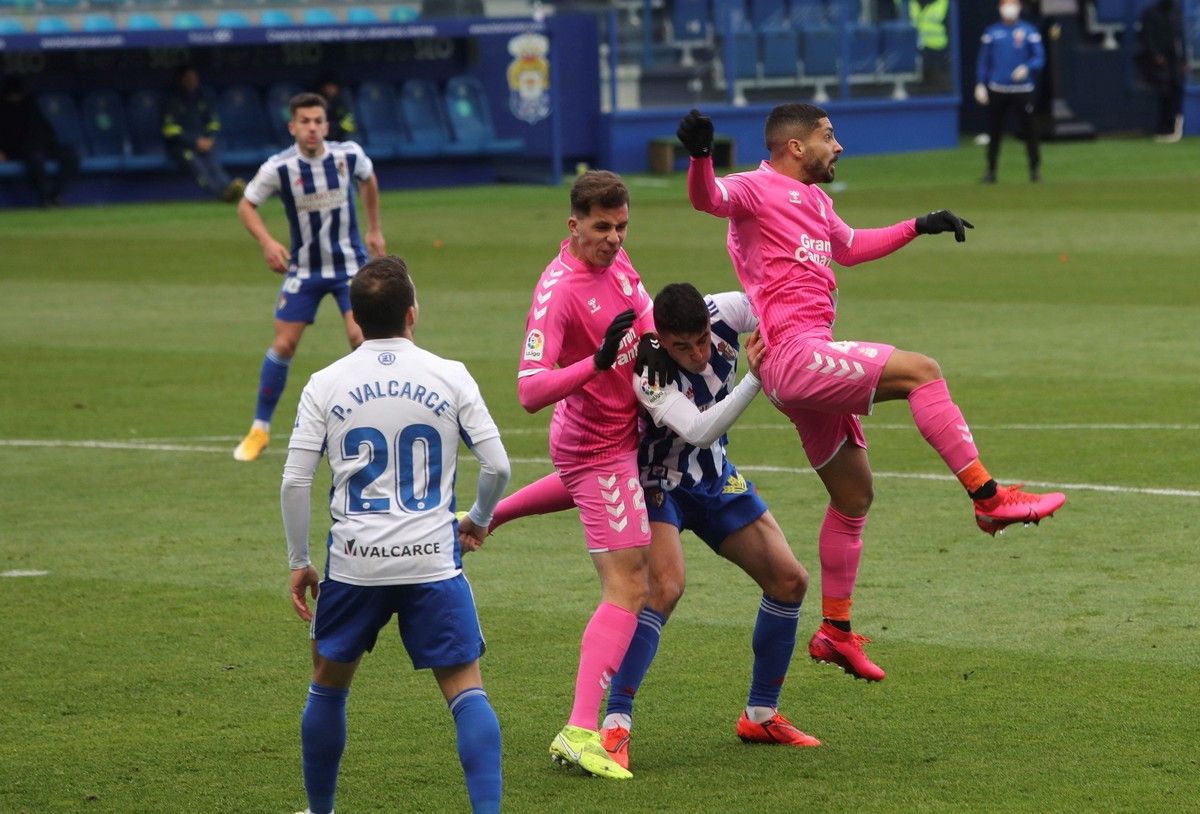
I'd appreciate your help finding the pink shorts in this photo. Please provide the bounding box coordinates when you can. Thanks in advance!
[557,453,651,553]
[760,335,895,470]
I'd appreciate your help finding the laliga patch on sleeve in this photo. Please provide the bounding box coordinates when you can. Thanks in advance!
[639,377,665,403]
[523,329,545,361]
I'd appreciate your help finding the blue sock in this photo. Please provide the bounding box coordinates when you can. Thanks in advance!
[747,595,802,709]
[301,682,349,814]
[605,607,667,719]
[255,349,291,424]
[449,688,502,814]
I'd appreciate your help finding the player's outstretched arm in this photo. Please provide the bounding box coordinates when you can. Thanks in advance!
[358,174,386,257]
[915,210,974,243]
[238,197,290,273]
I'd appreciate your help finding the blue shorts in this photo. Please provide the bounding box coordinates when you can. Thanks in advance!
[644,462,768,553]
[311,573,485,669]
[275,275,352,324]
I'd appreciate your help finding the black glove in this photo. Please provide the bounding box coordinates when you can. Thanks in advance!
[676,109,714,159]
[594,309,636,370]
[915,210,974,243]
[634,333,678,388]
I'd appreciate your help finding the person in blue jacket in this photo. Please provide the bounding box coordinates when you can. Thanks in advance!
[974,0,1045,183]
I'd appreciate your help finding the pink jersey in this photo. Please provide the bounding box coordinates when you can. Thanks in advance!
[518,239,655,466]
[688,158,918,346]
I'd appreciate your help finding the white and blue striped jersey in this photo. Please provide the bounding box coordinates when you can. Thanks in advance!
[244,141,374,280]
[636,292,760,498]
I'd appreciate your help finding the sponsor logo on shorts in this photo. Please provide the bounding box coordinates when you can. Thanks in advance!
[523,329,545,361]
[723,471,748,494]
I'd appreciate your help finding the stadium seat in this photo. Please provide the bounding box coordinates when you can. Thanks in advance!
[848,23,878,77]
[87,0,126,7]
[749,0,787,31]
[216,85,274,164]
[356,80,405,157]
[879,21,917,74]
[35,16,71,33]
[441,76,524,155]
[302,8,339,25]
[215,10,251,27]
[36,92,85,154]
[82,13,117,31]
[670,0,707,42]
[80,89,131,170]
[712,0,749,35]
[397,78,453,157]
[126,13,162,29]
[125,88,170,168]
[728,29,758,79]
[791,0,828,27]
[800,25,838,76]
[264,81,303,145]
[390,5,420,22]
[0,15,23,33]
[346,7,381,24]
[41,0,80,8]
[761,28,799,79]
[172,12,205,29]
[259,9,294,26]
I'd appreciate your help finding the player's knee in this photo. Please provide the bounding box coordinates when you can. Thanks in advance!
[649,575,684,616]
[766,563,808,604]
[272,338,299,358]
[833,488,872,517]
[914,354,942,385]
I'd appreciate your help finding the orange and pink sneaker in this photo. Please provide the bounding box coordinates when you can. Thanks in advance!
[736,711,821,747]
[808,621,886,682]
[973,483,1066,536]
[600,724,631,770]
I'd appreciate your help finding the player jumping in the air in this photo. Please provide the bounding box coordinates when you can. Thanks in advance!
[676,103,1066,682]
[234,92,386,462]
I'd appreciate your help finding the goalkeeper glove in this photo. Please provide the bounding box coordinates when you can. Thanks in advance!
[915,210,975,243]
[634,333,678,388]
[594,309,636,370]
[676,109,714,159]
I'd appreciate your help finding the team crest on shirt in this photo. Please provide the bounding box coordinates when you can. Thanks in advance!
[723,471,748,494]
[523,329,545,361]
[716,341,738,361]
[588,297,600,314]
[337,160,347,177]
[377,352,396,366]
[1013,28,1025,47]
[614,271,633,296]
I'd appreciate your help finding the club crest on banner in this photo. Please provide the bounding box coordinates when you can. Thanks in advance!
[507,32,551,124]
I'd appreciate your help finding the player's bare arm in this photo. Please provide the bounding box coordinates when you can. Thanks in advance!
[358,174,386,257]
[237,197,290,273]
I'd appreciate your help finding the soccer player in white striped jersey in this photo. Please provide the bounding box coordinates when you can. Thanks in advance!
[234,92,386,462]
[282,256,509,814]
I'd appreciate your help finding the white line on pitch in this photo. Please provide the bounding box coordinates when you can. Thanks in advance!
[2,570,49,578]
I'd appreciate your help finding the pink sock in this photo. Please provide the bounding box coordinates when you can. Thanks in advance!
[819,505,866,602]
[908,379,980,475]
[568,602,638,729]
[490,472,575,531]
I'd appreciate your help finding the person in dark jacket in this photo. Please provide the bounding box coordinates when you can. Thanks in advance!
[1135,0,1186,142]
[162,65,244,201]
[0,76,79,207]
[313,72,357,143]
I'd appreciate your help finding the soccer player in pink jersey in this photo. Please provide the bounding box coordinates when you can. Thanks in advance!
[676,103,1066,682]
[482,170,669,780]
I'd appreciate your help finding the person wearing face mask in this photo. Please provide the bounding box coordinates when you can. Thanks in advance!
[975,0,1045,183]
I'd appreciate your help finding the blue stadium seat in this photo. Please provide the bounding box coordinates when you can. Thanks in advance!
[712,0,749,35]
[441,76,523,155]
[264,81,303,145]
[761,29,799,78]
[390,5,419,22]
[36,92,85,153]
[87,0,126,7]
[749,0,788,31]
[790,0,828,27]
[41,0,81,8]
[125,88,169,168]
[670,0,707,42]
[126,13,162,29]
[0,15,23,32]
[82,13,117,31]
[800,25,838,76]
[356,80,405,157]
[215,10,251,27]
[848,23,878,76]
[731,29,758,79]
[346,7,380,24]
[259,9,294,26]
[302,8,339,25]
[35,16,71,33]
[80,89,131,170]
[396,79,452,157]
[216,86,274,164]
[879,21,917,74]
[172,12,205,29]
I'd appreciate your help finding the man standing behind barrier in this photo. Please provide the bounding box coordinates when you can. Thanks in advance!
[975,0,1045,183]
[233,92,386,463]
[677,103,1065,682]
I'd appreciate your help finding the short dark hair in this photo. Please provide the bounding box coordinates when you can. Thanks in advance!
[351,256,415,339]
[570,170,629,218]
[765,102,829,154]
[653,283,709,337]
[289,92,328,117]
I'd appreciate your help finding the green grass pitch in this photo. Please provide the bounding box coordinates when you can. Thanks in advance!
[2,137,1198,812]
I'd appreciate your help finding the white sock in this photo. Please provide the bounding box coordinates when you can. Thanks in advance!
[252,419,270,433]
[746,705,776,724]
[602,712,632,731]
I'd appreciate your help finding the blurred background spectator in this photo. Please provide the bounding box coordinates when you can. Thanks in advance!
[0,76,79,207]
